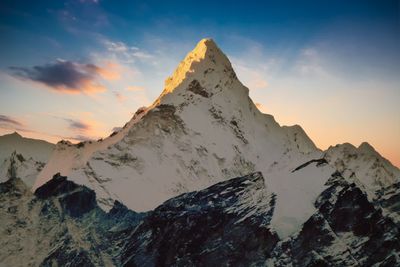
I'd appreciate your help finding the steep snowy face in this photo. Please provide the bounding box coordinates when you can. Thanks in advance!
[325,142,400,198]
[33,38,329,237]
[0,151,45,188]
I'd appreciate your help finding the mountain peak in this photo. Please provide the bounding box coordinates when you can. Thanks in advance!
[358,141,378,155]
[162,38,236,95]
[196,37,217,48]
[193,38,220,55]
[152,38,248,107]
[7,132,22,138]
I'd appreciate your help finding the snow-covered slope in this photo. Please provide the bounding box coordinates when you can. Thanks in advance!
[0,151,46,188]
[34,107,146,190]
[325,142,400,198]
[33,39,332,237]
[0,132,54,163]
[0,132,54,187]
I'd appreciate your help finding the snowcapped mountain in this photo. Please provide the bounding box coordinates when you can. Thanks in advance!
[33,38,334,237]
[1,38,399,266]
[325,142,400,197]
[0,132,54,187]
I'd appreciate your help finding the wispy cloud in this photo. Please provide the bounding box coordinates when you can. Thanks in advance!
[231,57,273,90]
[79,0,99,3]
[9,60,111,94]
[0,115,38,136]
[64,118,91,131]
[113,91,127,103]
[0,115,23,126]
[295,48,330,78]
[102,39,154,63]
[93,61,122,81]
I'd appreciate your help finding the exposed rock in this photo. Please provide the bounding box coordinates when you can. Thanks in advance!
[121,172,279,266]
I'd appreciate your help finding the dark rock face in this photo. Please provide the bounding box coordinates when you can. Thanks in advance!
[1,171,399,266]
[270,174,400,266]
[121,172,278,267]
[34,173,96,217]
[0,172,278,267]
[291,158,328,173]
[0,173,144,266]
[376,181,400,223]
[187,79,210,98]
[40,249,95,267]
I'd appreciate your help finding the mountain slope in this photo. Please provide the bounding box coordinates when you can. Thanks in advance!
[1,172,278,266]
[2,172,399,266]
[0,174,142,267]
[0,151,46,188]
[325,142,400,225]
[325,142,400,197]
[269,172,400,266]
[0,132,54,187]
[0,132,54,163]
[34,39,332,238]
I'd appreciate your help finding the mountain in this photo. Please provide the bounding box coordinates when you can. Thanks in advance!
[1,172,399,266]
[325,142,400,197]
[33,39,335,238]
[0,132,54,187]
[1,38,400,266]
[325,142,400,225]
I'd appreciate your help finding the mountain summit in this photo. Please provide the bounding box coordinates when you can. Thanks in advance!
[154,38,247,110]
[161,38,234,95]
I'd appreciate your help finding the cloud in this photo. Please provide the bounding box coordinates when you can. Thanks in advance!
[64,118,91,131]
[231,58,270,90]
[103,39,154,63]
[0,115,38,135]
[0,115,23,126]
[92,61,122,81]
[9,60,112,94]
[79,0,99,3]
[296,48,330,78]
[113,91,127,103]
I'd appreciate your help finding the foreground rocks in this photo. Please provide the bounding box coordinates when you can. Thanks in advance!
[1,171,399,266]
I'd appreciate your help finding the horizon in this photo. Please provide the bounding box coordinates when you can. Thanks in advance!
[0,0,399,167]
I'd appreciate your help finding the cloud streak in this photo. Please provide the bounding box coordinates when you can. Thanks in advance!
[64,118,91,131]
[9,60,116,94]
[103,39,154,63]
[0,115,23,126]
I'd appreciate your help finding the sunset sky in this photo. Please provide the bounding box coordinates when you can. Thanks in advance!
[0,0,399,167]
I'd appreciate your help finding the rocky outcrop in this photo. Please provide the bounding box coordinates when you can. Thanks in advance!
[1,169,400,266]
[0,172,278,266]
[269,173,400,266]
[121,172,278,266]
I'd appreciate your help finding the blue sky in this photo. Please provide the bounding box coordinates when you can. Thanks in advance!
[0,0,399,166]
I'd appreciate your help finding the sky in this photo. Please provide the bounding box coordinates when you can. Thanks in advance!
[0,0,399,167]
